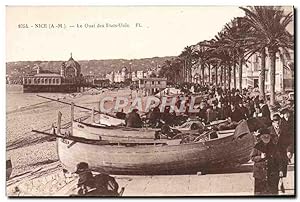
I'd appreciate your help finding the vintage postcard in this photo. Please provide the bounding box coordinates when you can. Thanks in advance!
[6,6,294,197]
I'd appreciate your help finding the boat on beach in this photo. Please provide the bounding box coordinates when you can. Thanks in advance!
[33,95,256,175]
[56,120,255,175]
[72,119,204,142]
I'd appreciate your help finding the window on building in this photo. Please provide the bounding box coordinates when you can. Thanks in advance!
[56,78,59,84]
[24,79,27,84]
[152,81,155,85]
[28,79,31,84]
[52,78,55,84]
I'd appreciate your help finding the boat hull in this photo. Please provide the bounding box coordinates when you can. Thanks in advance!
[57,131,255,175]
[72,121,201,142]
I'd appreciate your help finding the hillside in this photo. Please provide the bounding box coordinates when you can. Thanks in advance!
[6,56,175,78]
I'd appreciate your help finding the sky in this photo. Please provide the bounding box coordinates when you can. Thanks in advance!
[5,6,292,62]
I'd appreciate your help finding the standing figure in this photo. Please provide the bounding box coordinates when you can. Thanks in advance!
[259,100,271,121]
[281,108,294,159]
[251,128,284,195]
[269,113,294,179]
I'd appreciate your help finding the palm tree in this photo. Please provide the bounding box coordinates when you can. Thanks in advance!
[217,17,253,91]
[240,6,293,105]
[203,36,236,89]
[179,46,193,83]
[160,58,184,83]
[192,40,215,85]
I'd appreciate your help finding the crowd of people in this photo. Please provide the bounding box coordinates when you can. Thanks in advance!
[110,84,295,196]
[123,84,293,129]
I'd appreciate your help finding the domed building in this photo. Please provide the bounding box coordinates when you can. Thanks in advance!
[23,54,83,93]
[63,53,81,78]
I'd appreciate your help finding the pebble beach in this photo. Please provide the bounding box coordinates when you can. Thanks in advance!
[6,84,132,177]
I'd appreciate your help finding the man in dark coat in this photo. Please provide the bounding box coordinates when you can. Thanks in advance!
[281,108,294,157]
[269,114,293,178]
[217,102,231,120]
[198,101,207,123]
[229,103,245,123]
[148,106,161,127]
[206,101,218,123]
[238,101,250,119]
[125,109,143,128]
[161,106,174,125]
[251,128,284,195]
[259,100,271,121]
[74,162,120,196]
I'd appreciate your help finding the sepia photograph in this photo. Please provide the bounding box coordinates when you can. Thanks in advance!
[5,5,295,197]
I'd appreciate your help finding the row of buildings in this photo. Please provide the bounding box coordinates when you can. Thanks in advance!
[21,54,168,94]
[105,67,162,83]
[190,49,294,93]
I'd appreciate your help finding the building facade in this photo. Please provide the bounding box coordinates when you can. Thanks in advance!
[106,67,158,83]
[239,50,294,92]
[133,78,167,96]
[22,54,83,93]
[189,50,294,93]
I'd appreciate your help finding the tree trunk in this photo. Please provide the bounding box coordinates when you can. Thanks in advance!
[269,49,277,106]
[202,65,205,85]
[281,57,285,93]
[233,61,237,89]
[198,62,201,84]
[208,64,211,84]
[228,65,231,90]
[215,65,218,85]
[259,49,266,101]
[190,62,193,83]
[220,66,223,86]
[238,55,243,91]
[223,66,227,88]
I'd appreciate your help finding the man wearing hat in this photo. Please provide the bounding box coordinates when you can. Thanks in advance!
[74,162,120,196]
[281,108,294,159]
[74,162,95,195]
[258,99,271,121]
[269,112,294,179]
[251,128,284,195]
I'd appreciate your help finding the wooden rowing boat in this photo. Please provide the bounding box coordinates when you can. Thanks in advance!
[95,114,125,126]
[57,121,255,175]
[72,119,204,142]
[73,121,161,142]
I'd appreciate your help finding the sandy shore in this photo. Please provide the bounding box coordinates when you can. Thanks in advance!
[6,85,133,176]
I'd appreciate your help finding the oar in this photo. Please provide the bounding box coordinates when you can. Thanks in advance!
[32,129,110,145]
